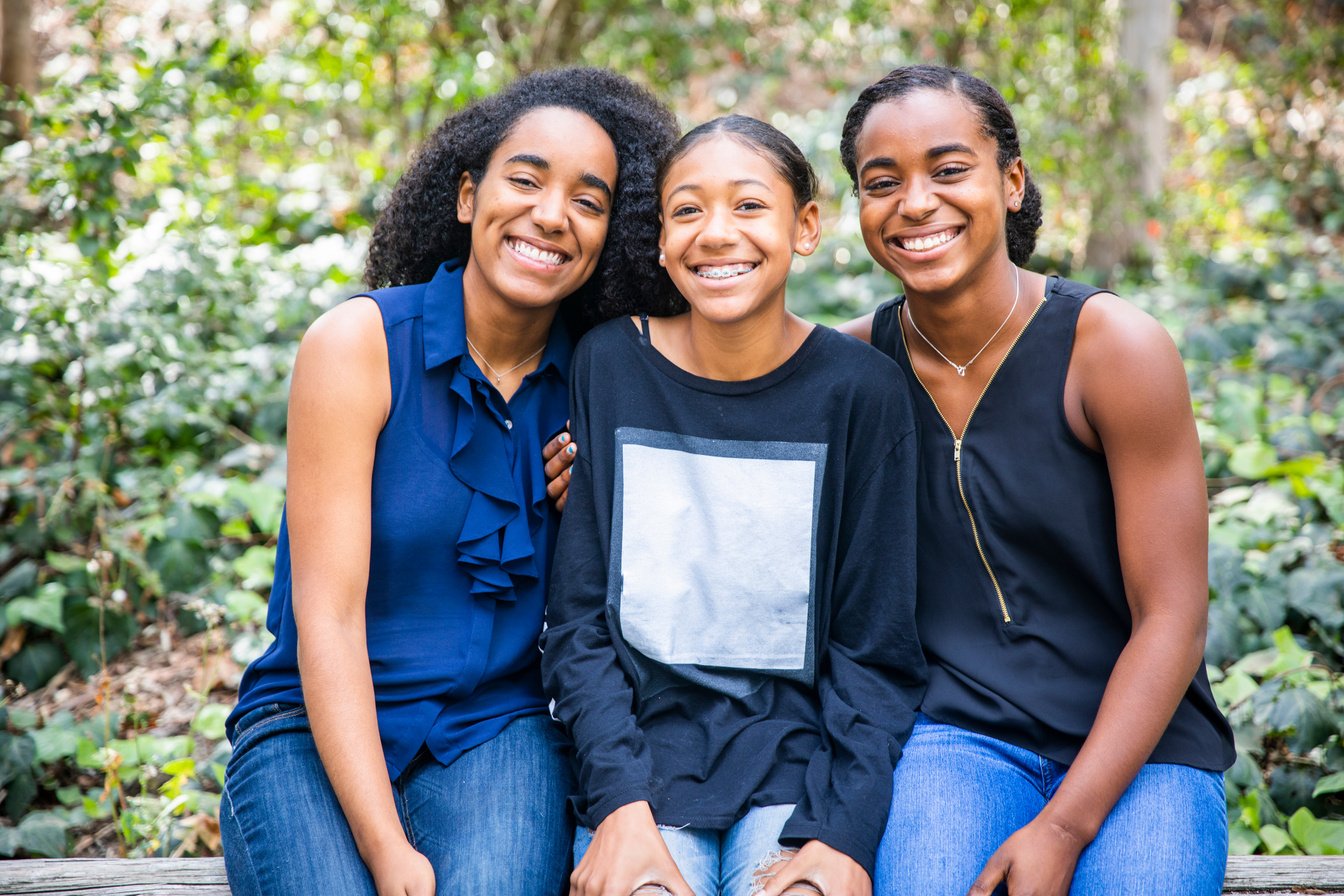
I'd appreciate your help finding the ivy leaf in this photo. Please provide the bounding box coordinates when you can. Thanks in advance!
[1255,683,1338,754]
[4,583,68,634]
[0,732,36,789]
[191,703,230,742]
[232,545,275,591]
[4,770,37,818]
[1288,807,1344,855]
[5,641,66,691]
[15,811,69,858]
[1260,823,1298,855]
[146,537,209,592]
[29,723,81,765]
[1314,772,1344,798]
[1229,440,1279,480]
[0,561,38,601]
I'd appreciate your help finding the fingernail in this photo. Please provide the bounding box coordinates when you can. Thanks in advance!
[566,444,576,455]
[558,433,569,444]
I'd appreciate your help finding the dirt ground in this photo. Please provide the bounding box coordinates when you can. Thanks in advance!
[11,621,242,857]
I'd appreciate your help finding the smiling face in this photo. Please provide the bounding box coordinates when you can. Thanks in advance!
[852,88,1024,300]
[658,135,818,328]
[457,106,618,315]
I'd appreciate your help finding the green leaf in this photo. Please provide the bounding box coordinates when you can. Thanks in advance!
[0,826,17,857]
[223,589,267,624]
[16,811,69,857]
[4,769,37,818]
[146,537,209,592]
[191,703,230,742]
[29,724,81,764]
[1260,824,1298,855]
[232,545,275,590]
[1229,441,1279,479]
[160,757,196,777]
[44,552,89,574]
[1228,820,1260,855]
[4,641,66,690]
[4,583,69,633]
[1288,807,1344,855]
[0,561,38,600]
[1314,772,1344,798]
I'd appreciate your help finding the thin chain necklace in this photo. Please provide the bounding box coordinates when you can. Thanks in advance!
[905,267,1020,377]
[465,335,546,384]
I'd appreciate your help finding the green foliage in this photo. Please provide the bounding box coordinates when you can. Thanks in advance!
[2,0,1342,861]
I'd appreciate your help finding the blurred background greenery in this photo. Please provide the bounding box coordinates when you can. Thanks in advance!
[0,0,1341,860]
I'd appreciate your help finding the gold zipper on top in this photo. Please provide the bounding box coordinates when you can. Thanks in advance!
[900,293,1048,624]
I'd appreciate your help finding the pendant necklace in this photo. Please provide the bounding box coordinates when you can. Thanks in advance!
[905,267,1020,377]
[465,335,546,384]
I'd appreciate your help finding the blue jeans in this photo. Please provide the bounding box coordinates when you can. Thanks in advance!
[221,704,574,896]
[874,715,1228,896]
[575,804,797,896]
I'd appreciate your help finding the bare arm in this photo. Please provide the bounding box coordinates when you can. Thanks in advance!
[970,294,1210,895]
[287,298,435,896]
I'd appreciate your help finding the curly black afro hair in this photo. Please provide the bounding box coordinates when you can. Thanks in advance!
[365,67,682,332]
[840,65,1044,267]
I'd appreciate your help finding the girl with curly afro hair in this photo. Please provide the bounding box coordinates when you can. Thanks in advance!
[837,65,1233,896]
[221,67,678,896]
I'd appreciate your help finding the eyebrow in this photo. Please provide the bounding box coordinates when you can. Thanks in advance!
[666,177,772,198]
[858,143,978,177]
[505,153,613,201]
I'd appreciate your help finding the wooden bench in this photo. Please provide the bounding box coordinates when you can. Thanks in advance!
[0,855,1341,894]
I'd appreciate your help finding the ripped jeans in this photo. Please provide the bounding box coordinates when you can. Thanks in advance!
[574,803,820,896]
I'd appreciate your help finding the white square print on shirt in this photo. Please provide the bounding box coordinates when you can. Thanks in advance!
[612,427,826,673]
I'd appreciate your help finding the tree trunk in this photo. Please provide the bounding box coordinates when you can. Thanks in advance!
[0,0,35,144]
[1083,0,1175,279]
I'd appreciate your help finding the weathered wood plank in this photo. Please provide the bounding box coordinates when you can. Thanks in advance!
[0,854,1340,895]
[1222,855,1344,893]
[0,857,229,895]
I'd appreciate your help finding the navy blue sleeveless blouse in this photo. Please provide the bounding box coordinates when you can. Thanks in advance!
[227,261,573,780]
[872,276,1234,771]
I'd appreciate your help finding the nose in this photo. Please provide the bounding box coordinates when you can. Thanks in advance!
[900,176,937,220]
[531,187,568,233]
[697,205,737,247]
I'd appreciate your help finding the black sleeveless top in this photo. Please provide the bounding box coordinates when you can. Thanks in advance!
[871,276,1234,770]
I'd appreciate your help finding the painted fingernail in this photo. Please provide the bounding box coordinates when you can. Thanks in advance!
[566,444,576,455]
[558,433,569,444]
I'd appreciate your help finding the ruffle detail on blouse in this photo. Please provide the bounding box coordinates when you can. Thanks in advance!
[446,368,542,603]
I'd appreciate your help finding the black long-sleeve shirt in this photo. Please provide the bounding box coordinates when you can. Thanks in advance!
[540,317,925,875]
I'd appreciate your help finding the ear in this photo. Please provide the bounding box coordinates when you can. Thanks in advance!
[793,200,821,257]
[1003,157,1026,212]
[457,171,476,224]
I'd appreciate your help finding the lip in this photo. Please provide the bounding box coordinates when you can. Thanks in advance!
[686,259,760,284]
[505,235,572,270]
[887,225,963,258]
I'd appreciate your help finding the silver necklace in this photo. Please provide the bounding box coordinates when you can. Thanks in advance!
[465,335,546,383]
[905,268,1020,377]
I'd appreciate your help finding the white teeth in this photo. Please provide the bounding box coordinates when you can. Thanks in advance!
[901,230,956,252]
[509,239,566,265]
[694,263,756,280]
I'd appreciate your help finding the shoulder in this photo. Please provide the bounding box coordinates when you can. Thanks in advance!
[867,296,906,358]
[293,297,390,405]
[1073,289,1182,377]
[353,281,428,329]
[813,324,907,380]
[571,315,642,375]
[1069,288,1192,437]
[808,325,915,429]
